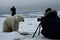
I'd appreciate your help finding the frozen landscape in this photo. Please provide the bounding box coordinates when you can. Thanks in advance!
[0,12,60,40]
[0,14,49,40]
[0,0,60,40]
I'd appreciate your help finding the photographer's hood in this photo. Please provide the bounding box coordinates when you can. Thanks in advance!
[44,10,57,17]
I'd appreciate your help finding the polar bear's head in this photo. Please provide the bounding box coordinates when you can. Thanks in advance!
[18,15,24,22]
[13,15,24,22]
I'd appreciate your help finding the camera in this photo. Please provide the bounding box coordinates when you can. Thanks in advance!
[37,17,45,22]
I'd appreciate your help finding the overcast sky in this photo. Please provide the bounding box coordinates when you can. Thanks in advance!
[0,0,60,11]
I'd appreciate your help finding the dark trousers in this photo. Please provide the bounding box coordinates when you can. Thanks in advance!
[41,30,60,39]
[12,12,16,16]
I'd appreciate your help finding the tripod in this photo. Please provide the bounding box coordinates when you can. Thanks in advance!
[32,23,41,38]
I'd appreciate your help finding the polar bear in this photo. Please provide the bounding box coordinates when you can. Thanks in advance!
[3,15,24,32]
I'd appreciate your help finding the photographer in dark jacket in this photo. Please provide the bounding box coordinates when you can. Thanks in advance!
[40,8,60,39]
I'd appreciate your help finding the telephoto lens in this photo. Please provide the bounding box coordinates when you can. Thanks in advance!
[37,17,45,22]
[37,18,41,22]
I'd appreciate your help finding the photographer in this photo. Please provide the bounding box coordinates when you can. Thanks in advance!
[38,8,60,39]
[10,6,16,16]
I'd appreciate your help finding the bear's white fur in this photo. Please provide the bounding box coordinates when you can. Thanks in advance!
[3,15,24,32]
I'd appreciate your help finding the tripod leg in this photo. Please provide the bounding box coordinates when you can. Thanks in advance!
[32,23,41,38]
[32,26,39,38]
[38,23,41,35]
[38,27,40,35]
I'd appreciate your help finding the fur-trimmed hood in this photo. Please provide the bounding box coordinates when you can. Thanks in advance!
[44,10,57,17]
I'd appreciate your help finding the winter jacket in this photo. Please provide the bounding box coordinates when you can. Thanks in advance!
[41,10,60,39]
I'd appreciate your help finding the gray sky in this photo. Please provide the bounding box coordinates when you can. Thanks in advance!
[0,0,60,11]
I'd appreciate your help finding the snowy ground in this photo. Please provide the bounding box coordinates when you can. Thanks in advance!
[0,14,55,40]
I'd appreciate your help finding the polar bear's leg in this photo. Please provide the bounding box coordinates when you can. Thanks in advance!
[15,23,19,31]
[3,21,9,32]
[3,20,12,32]
[12,22,19,31]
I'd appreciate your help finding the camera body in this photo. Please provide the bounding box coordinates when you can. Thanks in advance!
[37,17,45,22]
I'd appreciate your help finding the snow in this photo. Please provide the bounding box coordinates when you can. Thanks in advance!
[0,14,52,40]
